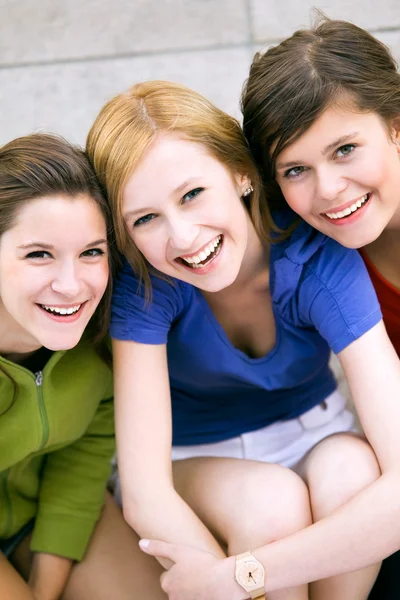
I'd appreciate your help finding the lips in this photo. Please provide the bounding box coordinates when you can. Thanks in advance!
[40,303,82,315]
[176,235,223,269]
[324,193,370,220]
[37,301,87,319]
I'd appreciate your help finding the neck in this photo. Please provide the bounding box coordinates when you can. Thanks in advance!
[225,215,269,294]
[387,199,400,231]
[239,215,269,284]
[0,301,42,357]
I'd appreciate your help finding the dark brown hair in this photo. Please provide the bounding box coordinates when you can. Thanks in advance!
[241,17,400,206]
[0,133,118,351]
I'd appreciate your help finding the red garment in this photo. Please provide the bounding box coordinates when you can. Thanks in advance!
[360,250,400,357]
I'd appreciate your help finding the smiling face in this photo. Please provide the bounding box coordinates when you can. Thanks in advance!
[122,133,253,293]
[275,105,400,248]
[0,194,109,353]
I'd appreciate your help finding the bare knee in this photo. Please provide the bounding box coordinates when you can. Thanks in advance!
[304,434,381,520]
[226,463,312,553]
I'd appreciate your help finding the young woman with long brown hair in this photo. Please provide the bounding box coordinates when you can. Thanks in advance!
[241,17,400,598]
[0,133,165,600]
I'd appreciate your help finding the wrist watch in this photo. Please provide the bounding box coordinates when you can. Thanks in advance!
[235,550,266,599]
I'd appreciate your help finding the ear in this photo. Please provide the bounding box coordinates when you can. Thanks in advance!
[234,173,251,196]
[390,117,400,151]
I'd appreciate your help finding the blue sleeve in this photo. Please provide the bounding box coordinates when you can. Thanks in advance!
[298,240,382,354]
[110,260,186,345]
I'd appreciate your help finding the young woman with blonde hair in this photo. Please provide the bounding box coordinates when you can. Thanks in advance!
[87,81,400,600]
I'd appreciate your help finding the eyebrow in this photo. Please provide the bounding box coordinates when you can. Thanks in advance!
[173,177,200,195]
[123,208,151,221]
[18,239,107,250]
[321,133,359,156]
[276,132,359,170]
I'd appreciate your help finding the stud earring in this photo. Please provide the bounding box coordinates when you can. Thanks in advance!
[242,185,254,197]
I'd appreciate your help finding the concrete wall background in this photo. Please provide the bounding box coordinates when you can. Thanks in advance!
[0,0,399,146]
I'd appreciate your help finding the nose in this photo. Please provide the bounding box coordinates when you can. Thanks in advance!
[50,261,84,298]
[167,214,200,252]
[315,167,348,202]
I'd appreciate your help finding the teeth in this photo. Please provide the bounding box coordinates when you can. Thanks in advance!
[325,194,369,220]
[180,235,222,266]
[42,304,81,315]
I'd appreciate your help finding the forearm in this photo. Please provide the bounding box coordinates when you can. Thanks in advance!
[251,471,400,592]
[28,553,73,600]
[124,488,225,566]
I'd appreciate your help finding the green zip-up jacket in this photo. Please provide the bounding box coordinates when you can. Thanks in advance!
[0,339,114,561]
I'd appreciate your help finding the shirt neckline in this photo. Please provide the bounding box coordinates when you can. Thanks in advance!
[359,248,400,297]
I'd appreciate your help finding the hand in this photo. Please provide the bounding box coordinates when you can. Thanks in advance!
[139,539,247,600]
[29,552,73,600]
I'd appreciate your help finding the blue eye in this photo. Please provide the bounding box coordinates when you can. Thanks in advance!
[182,187,204,202]
[336,144,355,157]
[133,214,156,227]
[283,166,306,179]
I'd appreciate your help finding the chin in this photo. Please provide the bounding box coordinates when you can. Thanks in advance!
[198,282,228,293]
[337,228,383,249]
[39,333,84,352]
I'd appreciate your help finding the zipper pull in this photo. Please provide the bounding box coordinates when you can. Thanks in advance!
[35,371,43,386]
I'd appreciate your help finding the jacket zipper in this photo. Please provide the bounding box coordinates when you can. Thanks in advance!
[35,371,49,449]
[0,469,12,537]
[0,372,49,538]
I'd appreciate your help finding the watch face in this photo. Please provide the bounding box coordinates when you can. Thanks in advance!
[237,560,264,587]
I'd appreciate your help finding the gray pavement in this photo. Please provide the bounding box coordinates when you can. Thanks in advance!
[0,0,399,146]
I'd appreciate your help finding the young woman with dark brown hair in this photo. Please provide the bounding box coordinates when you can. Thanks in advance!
[241,19,400,599]
[0,133,166,600]
[242,17,400,357]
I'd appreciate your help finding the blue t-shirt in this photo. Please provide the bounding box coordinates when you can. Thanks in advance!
[111,217,381,445]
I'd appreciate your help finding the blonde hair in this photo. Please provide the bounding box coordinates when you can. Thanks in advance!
[87,80,275,291]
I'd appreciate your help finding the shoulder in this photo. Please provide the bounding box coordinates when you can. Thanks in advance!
[46,341,113,403]
[111,259,193,343]
[270,213,381,353]
[113,259,191,308]
[271,210,369,293]
[272,207,337,265]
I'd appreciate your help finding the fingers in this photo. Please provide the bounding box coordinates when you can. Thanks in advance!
[139,539,179,563]
[159,569,169,592]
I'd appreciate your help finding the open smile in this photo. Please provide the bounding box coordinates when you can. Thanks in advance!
[175,235,223,270]
[37,302,87,321]
[324,193,371,221]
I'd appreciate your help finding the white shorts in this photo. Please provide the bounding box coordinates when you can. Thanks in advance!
[171,390,357,469]
[112,390,357,505]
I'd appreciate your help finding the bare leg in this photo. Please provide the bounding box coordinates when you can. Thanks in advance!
[173,457,311,600]
[10,492,166,600]
[300,434,381,600]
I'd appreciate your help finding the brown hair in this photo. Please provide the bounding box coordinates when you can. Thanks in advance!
[241,17,400,207]
[87,80,276,293]
[0,133,118,349]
